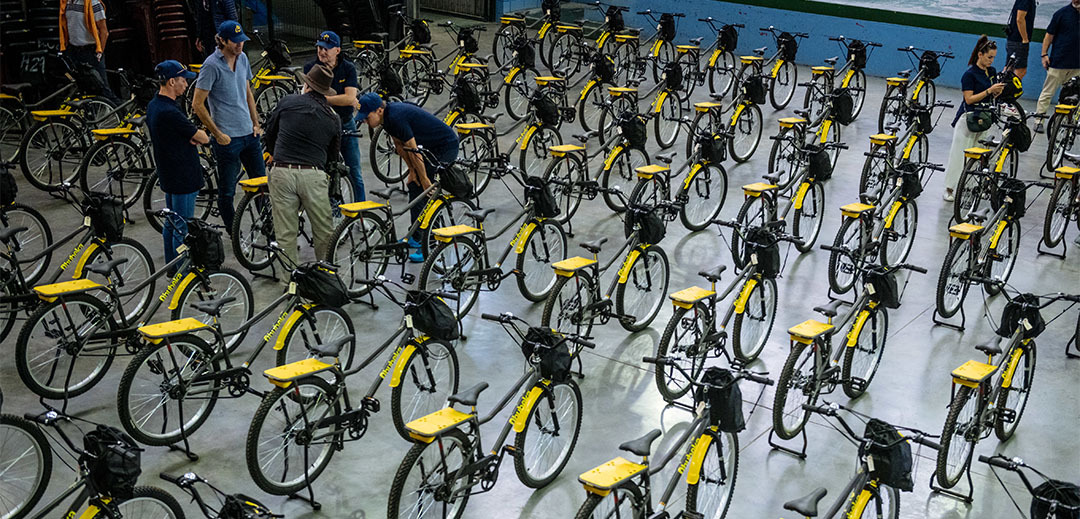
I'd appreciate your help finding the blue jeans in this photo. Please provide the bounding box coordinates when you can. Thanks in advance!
[212,134,265,230]
[65,47,117,101]
[408,146,459,241]
[163,191,198,267]
[341,118,366,202]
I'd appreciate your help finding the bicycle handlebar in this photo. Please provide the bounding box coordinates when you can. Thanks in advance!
[482,313,596,348]
[803,402,940,450]
[642,356,773,386]
[979,455,1015,470]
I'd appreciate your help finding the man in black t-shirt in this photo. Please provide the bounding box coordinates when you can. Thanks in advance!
[303,31,365,201]
[1005,0,1037,79]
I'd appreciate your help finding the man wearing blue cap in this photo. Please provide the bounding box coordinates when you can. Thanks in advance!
[147,61,210,268]
[355,92,458,262]
[192,20,265,230]
[304,31,365,202]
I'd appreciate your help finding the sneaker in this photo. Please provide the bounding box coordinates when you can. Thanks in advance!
[944,190,955,202]
[1034,121,1045,134]
[408,251,425,263]
[406,237,422,249]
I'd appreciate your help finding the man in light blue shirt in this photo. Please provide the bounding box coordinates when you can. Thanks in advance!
[192,20,265,230]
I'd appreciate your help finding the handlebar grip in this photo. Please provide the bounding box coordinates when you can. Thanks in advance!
[714,219,736,228]
[23,412,47,424]
[869,42,882,47]
[978,455,1014,469]
[159,473,184,485]
[1064,294,1080,303]
[733,23,745,28]
[829,36,843,42]
[821,244,845,254]
[433,291,459,301]
[897,47,910,51]
[802,403,835,415]
[759,27,772,31]
[910,435,941,451]
[698,18,711,22]
[927,163,946,172]
[481,313,502,322]
[904,264,928,274]
[636,10,651,15]
[746,373,774,386]
[570,336,596,349]
[642,356,669,365]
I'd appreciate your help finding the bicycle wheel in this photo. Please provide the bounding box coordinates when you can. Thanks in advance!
[936,385,979,489]
[491,24,521,68]
[626,174,671,219]
[0,104,20,162]
[731,277,777,362]
[730,195,771,270]
[2,203,52,284]
[254,82,291,125]
[577,78,606,133]
[903,133,930,164]
[506,67,539,121]
[1045,118,1073,170]
[389,339,460,441]
[574,484,644,519]
[543,154,587,224]
[82,238,155,323]
[422,197,476,260]
[935,239,972,319]
[514,381,583,488]
[655,305,709,401]
[769,60,798,109]
[802,74,830,123]
[986,219,1020,291]
[105,486,185,518]
[275,305,356,370]
[370,126,409,184]
[728,103,762,163]
[792,182,825,253]
[19,118,86,191]
[328,212,392,298]
[677,52,700,97]
[16,293,118,399]
[548,32,580,77]
[654,92,683,149]
[615,245,669,332]
[612,42,639,87]
[78,137,150,208]
[171,268,254,353]
[0,413,51,519]
[418,236,483,319]
[652,41,675,83]
[843,484,900,519]
[678,162,728,232]
[1043,179,1075,247]
[684,109,725,159]
[766,127,800,191]
[519,125,563,178]
[841,305,888,399]
[541,270,597,338]
[601,146,649,212]
[954,162,992,223]
[914,79,935,110]
[143,167,216,233]
[231,190,274,271]
[387,427,474,519]
[877,85,902,134]
[457,129,496,196]
[246,377,342,496]
[117,334,220,446]
[707,50,737,97]
[515,219,568,302]
[846,69,868,120]
[880,200,918,267]
[685,431,739,519]
[858,143,890,202]
[994,344,1035,441]
[827,218,865,295]
[772,341,819,440]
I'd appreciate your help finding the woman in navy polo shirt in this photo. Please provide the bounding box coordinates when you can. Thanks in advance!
[943,36,1006,202]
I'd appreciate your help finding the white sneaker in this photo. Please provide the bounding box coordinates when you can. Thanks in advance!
[944,192,955,202]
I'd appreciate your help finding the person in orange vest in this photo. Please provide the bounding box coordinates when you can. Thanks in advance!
[59,0,117,100]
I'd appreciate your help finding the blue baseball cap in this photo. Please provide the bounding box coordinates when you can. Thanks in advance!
[316,31,341,49]
[155,60,196,80]
[217,20,250,43]
[356,92,384,122]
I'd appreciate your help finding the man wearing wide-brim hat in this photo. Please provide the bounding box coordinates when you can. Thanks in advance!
[263,63,341,267]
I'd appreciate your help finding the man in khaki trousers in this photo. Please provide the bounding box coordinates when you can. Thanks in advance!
[263,64,342,267]
[1034,0,1080,132]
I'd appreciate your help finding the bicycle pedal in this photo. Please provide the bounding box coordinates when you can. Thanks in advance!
[847,376,868,393]
[363,396,381,413]
[999,407,1017,424]
[400,272,416,285]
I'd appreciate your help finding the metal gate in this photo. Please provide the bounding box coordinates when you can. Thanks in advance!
[418,0,493,21]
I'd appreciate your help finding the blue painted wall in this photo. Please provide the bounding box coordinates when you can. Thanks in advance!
[496,0,1055,102]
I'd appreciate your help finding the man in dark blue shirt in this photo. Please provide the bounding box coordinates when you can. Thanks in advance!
[1005,0,1036,78]
[356,92,458,262]
[1035,0,1080,129]
[146,60,210,266]
[303,31,365,201]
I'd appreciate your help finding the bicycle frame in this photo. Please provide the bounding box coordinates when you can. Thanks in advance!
[566,231,642,303]
[949,203,1011,274]
[948,328,1028,442]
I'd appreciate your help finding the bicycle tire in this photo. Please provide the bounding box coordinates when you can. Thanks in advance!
[103,486,185,518]
[600,146,649,212]
[577,77,606,133]
[792,182,825,253]
[1043,178,1074,247]
[387,427,473,519]
[547,31,581,77]
[19,118,85,192]
[275,305,357,370]
[802,74,830,123]
[651,40,675,84]
[0,104,21,162]
[731,277,777,362]
[370,125,409,184]
[171,267,255,353]
[615,245,669,332]
[985,219,1020,294]
[254,82,292,126]
[685,431,739,519]
[936,384,979,489]
[514,380,583,488]
[1,203,53,285]
[769,60,798,109]
[828,218,864,295]
[935,238,972,318]
[678,162,728,232]
[728,103,762,163]
[655,304,709,401]
[328,212,392,298]
[574,484,643,519]
[953,159,991,224]
[0,413,52,519]
[766,127,800,191]
[847,69,868,120]
[841,304,888,399]
[518,125,563,179]
[82,237,156,323]
[78,137,150,208]
[515,219,567,302]
[542,153,587,224]
[772,341,819,440]
[421,197,476,261]
[653,92,683,149]
[231,190,274,272]
[877,85,902,134]
[843,483,900,518]
[879,200,918,268]
[389,338,460,441]
[730,195,771,270]
[458,128,496,196]
[541,269,597,338]
[707,50,737,98]
[418,236,483,319]
[994,343,1035,441]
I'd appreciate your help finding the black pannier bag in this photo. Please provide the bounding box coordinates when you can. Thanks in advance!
[862,418,914,491]
[1,168,17,205]
[718,24,739,52]
[777,32,798,61]
[909,106,934,135]
[524,174,561,218]
[993,177,1028,217]
[896,162,923,200]
[592,52,616,83]
[848,39,867,69]
[293,261,349,308]
[82,192,125,241]
[743,75,767,105]
[437,163,475,200]
[695,367,745,432]
[919,50,941,80]
[219,493,275,519]
[1060,76,1080,104]
[997,71,1023,100]
[663,61,683,91]
[512,37,535,69]
[523,327,572,382]
[1008,121,1033,152]
[265,39,293,69]
[458,28,479,54]
[184,219,225,270]
[541,0,561,19]
[82,425,142,499]
[605,5,625,32]
[626,208,666,244]
[619,111,648,149]
[698,132,726,163]
[379,64,404,97]
[72,62,106,95]
[658,13,677,41]
[407,291,460,340]
[454,79,483,114]
[832,88,856,125]
[411,19,432,44]
[743,227,781,278]
[1031,479,1080,519]
[865,266,901,309]
[532,93,561,126]
[996,293,1047,340]
[807,145,833,181]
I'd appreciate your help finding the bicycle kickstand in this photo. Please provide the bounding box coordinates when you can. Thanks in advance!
[928,465,974,504]
[167,376,200,461]
[1036,235,1067,259]
[767,426,808,460]
[932,305,966,332]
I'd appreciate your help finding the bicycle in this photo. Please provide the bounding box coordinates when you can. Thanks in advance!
[501,37,542,121]
[18,212,253,401]
[978,455,1080,519]
[512,78,569,173]
[142,145,220,233]
[541,194,676,334]
[575,357,772,519]
[767,90,850,190]
[696,18,744,98]
[781,401,940,519]
[159,472,281,518]
[723,64,766,162]
[802,36,881,123]
[1044,80,1079,170]
[826,161,940,294]
[772,261,927,440]
[935,283,1078,489]
[546,1,631,79]
[735,27,807,110]
[876,46,953,134]
[650,61,691,149]
[1043,154,1080,248]
[574,45,625,134]
[953,113,1029,224]
[858,100,952,202]
[247,29,302,125]
[0,406,184,518]
[386,313,593,517]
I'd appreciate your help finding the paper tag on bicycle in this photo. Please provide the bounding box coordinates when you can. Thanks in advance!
[866,282,876,295]
[175,244,188,254]
[867,455,875,473]
[288,282,297,295]
[84,216,91,227]
[1022,318,1032,331]
[751,253,759,265]
[405,314,414,329]
[695,400,706,418]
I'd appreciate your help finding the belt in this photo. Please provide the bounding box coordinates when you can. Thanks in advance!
[275,163,321,170]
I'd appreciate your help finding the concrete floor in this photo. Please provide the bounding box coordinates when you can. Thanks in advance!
[3,16,1079,519]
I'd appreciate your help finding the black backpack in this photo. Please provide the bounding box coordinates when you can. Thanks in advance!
[454,79,483,114]
[605,5,625,32]
[626,208,666,244]
[807,145,833,181]
[697,132,726,164]
[718,24,739,52]
[458,28,480,54]
[919,50,941,80]
[742,75,767,105]
[378,64,404,97]
[848,39,867,69]
[663,61,683,91]
[777,32,798,61]
[219,493,276,519]
[862,418,914,491]
[696,368,745,432]
[512,37,535,69]
[406,291,460,340]
[524,175,560,218]
[184,219,225,270]
[996,293,1047,340]
[411,19,432,44]
[293,261,350,308]
[265,39,292,70]
[908,106,934,134]
[82,425,142,499]
[1060,76,1080,104]
[896,162,923,200]
[1031,480,1080,519]
[72,61,106,95]
[592,52,616,83]
[831,88,856,125]
[532,93,561,127]
[992,177,1028,218]
[1,168,17,205]
[82,192,125,242]
[743,227,781,278]
[619,112,648,149]
[523,327,572,382]
[658,13,677,41]
[1008,121,1033,152]
[437,163,475,200]
[864,266,901,309]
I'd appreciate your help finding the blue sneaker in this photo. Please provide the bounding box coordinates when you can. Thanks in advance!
[408,251,425,263]
[406,237,422,249]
